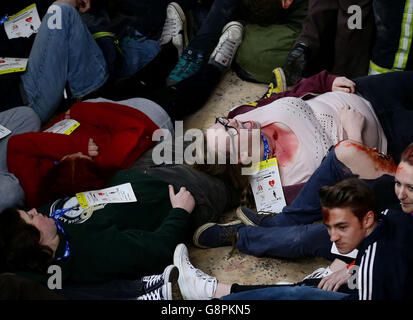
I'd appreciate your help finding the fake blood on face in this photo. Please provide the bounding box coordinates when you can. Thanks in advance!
[322,207,330,224]
[261,123,299,167]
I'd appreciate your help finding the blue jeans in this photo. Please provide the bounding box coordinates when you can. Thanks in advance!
[0,107,41,211]
[21,3,108,123]
[221,284,349,300]
[236,148,352,260]
[118,29,161,78]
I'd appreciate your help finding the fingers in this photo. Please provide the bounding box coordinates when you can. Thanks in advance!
[333,77,356,93]
[88,138,99,157]
[168,184,175,199]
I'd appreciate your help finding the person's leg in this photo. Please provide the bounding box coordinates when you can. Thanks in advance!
[331,0,374,78]
[353,71,413,162]
[0,107,41,211]
[142,63,223,120]
[145,164,240,230]
[167,0,242,85]
[236,223,334,260]
[0,173,26,212]
[118,29,162,78]
[287,0,338,81]
[188,0,241,56]
[221,284,348,300]
[0,107,41,169]
[21,3,108,123]
[260,146,356,228]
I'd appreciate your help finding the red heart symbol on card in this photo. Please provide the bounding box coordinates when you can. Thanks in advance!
[26,17,32,22]
[269,180,275,187]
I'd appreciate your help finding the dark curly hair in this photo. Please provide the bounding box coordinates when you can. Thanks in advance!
[0,208,54,274]
[38,156,112,206]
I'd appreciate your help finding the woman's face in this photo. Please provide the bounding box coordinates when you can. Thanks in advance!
[395,161,413,214]
[18,209,57,244]
[206,118,262,164]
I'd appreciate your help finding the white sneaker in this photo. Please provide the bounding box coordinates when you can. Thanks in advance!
[173,243,217,300]
[209,21,244,69]
[159,2,188,56]
[302,267,332,281]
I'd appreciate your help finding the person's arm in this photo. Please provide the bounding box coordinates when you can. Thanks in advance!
[339,106,366,144]
[68,102,158,169]
[95,186,195,278]
[7,133,90,207]
[228,70,339,118]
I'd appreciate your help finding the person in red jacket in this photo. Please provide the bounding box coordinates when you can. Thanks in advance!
[7,99,162,208]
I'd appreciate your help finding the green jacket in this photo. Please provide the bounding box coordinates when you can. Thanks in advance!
[37,169,190,284]
[235,0,308,83]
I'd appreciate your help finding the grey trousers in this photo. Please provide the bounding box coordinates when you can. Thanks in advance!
[0,107,41,211]
[131,142,240,230]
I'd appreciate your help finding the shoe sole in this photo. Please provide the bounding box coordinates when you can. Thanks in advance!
[169,2,189,49]
[192,220,242,249]
[273,67,287,93]
[163,264,179,300]
[235,207,257,226]
[221,21,243,35]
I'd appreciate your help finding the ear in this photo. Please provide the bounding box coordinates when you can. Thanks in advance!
[281,0,294,9]
[363,210,376,229]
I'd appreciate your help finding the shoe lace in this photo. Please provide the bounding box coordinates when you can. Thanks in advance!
[170,51,203,78]
[161,18,179,37]
[302,267,332,281]
[220,228,239,258]
[137,288,162,300]
[215,39,237,61]
[186,258,216,299]
[142,274,163,288]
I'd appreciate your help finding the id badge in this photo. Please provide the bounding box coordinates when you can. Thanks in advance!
[0,57,28,75]
[76,183,138,208]
[249,158,286,214]
[4,4,41,39]
[0,124,11,140]
[44,119,80,135]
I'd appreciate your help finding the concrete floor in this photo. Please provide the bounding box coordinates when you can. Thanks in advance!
[175,70,329,298]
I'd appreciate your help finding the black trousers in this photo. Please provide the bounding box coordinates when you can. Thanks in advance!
[93,42,223,121]
[297,0,375,78]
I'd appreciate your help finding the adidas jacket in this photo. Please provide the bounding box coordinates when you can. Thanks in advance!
[350,209,413,300]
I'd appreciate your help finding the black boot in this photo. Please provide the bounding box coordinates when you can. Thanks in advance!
[284,42,311,86]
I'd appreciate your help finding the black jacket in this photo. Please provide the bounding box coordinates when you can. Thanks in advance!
[351,209,413,300]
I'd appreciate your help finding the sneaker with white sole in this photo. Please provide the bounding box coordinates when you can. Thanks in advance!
[173,243,217,300]
[208,21,244,70]
[302,267,332,281]
[159,2,188,56]
[137,264,179,300]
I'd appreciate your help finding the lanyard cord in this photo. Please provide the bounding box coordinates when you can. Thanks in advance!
[261,134,271,161]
